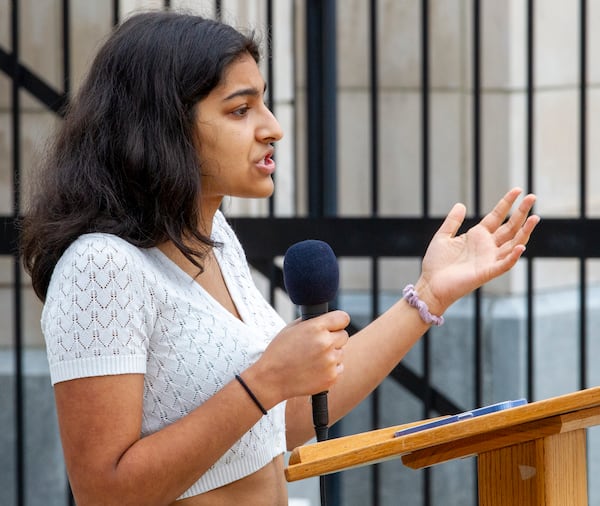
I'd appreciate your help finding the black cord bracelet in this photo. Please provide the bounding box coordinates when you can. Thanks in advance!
[235,374,268,415]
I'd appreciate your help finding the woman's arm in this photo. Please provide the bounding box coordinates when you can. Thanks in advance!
[285,188,540,448]
[54,308,350,506]
[55,373,267,506]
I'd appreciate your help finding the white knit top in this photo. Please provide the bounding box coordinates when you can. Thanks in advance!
[41,210,288,499]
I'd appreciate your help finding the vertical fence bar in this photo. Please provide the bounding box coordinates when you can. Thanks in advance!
[577,1,589,479]
[369,0,379,216]
[264,0,278,346]
[525,0,535,403]
[305,0,337,218]
[61,3,76,505]
[62,0,70,98]
[305,2,338,503]
[368,3,381,505]
[264,0,278,326]
[578,0,587,392]
[290,3,300,214]
[472,2,483,502]
[472,0,482,396]
[420,1,432,504]
[420,0,430,218]
[472,0,481,218]
[10,0,24,504]
[266,0,275,219]
[112,0,120,26]
[577,0,589,465]
[291,3,298,214]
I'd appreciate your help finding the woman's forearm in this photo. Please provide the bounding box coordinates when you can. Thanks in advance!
[285,295,431,449]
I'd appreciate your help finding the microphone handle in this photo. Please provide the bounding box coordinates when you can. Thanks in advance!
[300,302,329,320]
[301,302,330,442]
[312,392,329,442]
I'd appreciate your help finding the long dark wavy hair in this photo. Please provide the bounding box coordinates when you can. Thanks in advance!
[20,11,260,301]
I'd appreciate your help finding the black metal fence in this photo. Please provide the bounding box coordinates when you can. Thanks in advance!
[2,1,599,505]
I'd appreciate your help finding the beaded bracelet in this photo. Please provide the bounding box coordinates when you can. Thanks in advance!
[402,284,445,326]
[235,374,268,415]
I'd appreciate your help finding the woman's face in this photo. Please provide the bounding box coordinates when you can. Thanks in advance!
[194,53,283,206]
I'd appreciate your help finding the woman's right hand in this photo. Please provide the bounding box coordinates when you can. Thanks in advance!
[245,310,351,409]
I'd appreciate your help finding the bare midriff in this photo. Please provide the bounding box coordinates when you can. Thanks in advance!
[172,455,288,506]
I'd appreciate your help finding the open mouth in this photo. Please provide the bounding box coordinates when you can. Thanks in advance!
[256,150,276,174]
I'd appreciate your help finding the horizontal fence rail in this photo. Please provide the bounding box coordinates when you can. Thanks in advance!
[5,217,600,259]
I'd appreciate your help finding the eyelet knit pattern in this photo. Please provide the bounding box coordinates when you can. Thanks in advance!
[41,211,287,498]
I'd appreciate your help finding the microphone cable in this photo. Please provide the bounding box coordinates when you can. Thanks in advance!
[315,405,329,506]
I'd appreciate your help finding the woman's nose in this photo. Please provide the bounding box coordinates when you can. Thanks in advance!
[259,106,284,143]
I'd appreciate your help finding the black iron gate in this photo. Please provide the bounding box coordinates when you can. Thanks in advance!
[2,1,599,505]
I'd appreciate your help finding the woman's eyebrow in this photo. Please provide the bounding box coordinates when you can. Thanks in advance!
[224,83,268,101]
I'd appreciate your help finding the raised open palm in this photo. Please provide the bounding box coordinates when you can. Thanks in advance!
[419,188,540,314]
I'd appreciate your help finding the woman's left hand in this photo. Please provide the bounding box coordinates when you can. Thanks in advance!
[415,187,540,315]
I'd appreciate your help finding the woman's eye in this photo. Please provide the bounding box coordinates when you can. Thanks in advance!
[232,106,249,117]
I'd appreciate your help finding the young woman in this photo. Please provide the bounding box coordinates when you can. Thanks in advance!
[20,11,539,506]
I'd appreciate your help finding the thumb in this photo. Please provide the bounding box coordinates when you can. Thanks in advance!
[435,203,466,239]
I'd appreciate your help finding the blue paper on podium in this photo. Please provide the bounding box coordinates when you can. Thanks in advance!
[394,398,527,437]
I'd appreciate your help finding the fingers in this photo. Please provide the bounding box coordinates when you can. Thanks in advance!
[476,188,539,257]
[491,209,540,275]
[262,312,350,399]
[510,212,540,247]
[488,190,538,262]
[495,194,538,246]
[479,187,525,233]
[316,309,351,331]
[334,329,349,350]
[431,187,538,244]
[303,312,349,351]
[487,244,527,280]
[332,336,347,374]
[301,312,349,387]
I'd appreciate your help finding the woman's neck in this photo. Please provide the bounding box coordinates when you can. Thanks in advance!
[198,196,223,237]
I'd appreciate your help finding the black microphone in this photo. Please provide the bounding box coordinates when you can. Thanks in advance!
[283,239,339,442]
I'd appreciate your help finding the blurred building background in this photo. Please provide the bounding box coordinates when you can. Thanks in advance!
[1,0,600,505]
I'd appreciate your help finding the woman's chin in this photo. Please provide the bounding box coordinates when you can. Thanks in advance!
[251,180,275,199]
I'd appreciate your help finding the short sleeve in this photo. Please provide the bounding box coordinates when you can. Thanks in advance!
[41,234,152,385]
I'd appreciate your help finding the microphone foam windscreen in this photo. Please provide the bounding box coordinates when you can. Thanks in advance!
[283,240,339,305]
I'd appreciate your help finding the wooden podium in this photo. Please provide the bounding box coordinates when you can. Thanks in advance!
[286,386,600,505]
